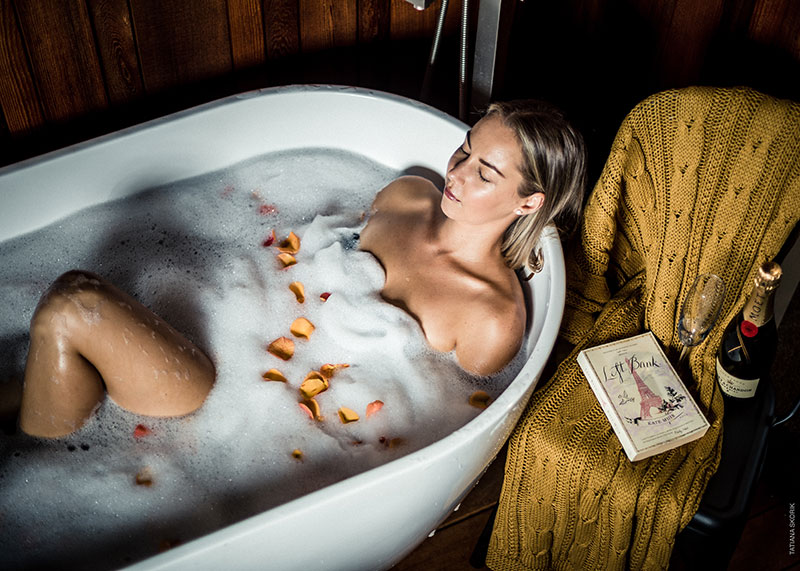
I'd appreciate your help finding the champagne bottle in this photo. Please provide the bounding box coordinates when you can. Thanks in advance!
[716,261,782,399]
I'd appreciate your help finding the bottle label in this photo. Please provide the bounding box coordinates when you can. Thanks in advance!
[743,286,773,328]
[716,359,759,398]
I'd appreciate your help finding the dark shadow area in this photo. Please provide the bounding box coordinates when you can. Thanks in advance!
[496,0,662,187]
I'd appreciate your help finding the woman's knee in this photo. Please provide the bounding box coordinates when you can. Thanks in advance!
[31,270,110,333]
[50,270,108,295]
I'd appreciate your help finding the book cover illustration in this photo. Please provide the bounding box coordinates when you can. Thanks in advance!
[578,332,709,461]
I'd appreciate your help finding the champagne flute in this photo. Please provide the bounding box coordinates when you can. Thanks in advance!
[677,273,726,362]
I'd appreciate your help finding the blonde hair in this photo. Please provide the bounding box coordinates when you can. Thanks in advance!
[486,100,586,274]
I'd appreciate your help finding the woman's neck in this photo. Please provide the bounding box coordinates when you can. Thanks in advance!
[431,214,509,266]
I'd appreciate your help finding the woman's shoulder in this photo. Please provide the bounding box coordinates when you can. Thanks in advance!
[371,176,440,213]
[455,288,526,376]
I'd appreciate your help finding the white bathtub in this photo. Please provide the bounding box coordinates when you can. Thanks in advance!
[0,86,565,570]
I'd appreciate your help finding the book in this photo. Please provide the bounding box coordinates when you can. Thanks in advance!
[577,331,710,462]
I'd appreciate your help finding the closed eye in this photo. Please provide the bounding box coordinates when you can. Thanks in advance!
[462,130,472,154]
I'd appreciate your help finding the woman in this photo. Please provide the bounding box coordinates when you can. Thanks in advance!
[18,100,586,438]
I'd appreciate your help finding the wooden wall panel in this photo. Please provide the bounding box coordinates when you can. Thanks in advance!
[388,0,463,41]
[298,0,357,52]
[228,0,266,69]
[661,0,725,85]
[0,0,44,133]
[14,0,107,123]
[86,0,144,106]
[359,0,390,43]
[717,0,758,34]
[264,0,299,58]
[390,0,439,40]
[129,0,232,93]
[1,0,798,149]
[750,0,800,59]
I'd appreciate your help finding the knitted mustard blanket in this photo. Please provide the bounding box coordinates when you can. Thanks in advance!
[487,86,800,570]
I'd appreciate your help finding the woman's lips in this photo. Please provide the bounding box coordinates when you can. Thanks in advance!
[444,187,460,202]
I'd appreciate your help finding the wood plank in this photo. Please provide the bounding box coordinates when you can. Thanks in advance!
[298,0,357,52]
[630,0,678,31]
[358,0,390,43]
[389,0,438,40]
[658,0,725,85]
[129,0,232,93]
[264,0,299,59]
[394,507,493,570]
[14,0,107,123]
[0,0,45,134]
[85,0,144,106]
[394,447,505,569]
[0,105,8,139]
[750,0,800,59]
[227,0,266,69]
[716,0,759,35]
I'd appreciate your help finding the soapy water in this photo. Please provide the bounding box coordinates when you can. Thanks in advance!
[0,149,525,570]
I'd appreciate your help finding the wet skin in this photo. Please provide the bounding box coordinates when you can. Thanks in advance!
[360,115,543,376]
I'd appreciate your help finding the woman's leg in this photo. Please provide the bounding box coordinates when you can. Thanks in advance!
[19,270,215,437]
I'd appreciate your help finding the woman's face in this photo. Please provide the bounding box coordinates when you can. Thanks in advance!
[442,115,533,226]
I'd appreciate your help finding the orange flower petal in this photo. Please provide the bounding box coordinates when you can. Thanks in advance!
[267,337,295,360]
[338,407,359,424]
[320,363,349,379]
[468,390,491,409]
[133,424,151,439]
[289,281,305,303]
[261,368,288,382]
[277,231,301,254]
[299,398,322,420]
[277,253,297,268]
[366,400,384,418]
[290,317,315,339]
[379,436,405,448]
[135,467,154,486]
[291,449,304,460]
[299,372,328,399]
[262,229,276,247]
[298,402,313,419]
[304,370,328,383]
[259,204,278,216]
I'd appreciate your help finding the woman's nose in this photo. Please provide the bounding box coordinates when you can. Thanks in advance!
[448,159,468,184]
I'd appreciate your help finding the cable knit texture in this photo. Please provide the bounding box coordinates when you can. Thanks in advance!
[487,86,800,570]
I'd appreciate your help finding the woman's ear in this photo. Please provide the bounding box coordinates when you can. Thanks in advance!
[520,192,545,214]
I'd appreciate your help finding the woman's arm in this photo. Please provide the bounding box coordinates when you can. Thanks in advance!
[454,304,525,376]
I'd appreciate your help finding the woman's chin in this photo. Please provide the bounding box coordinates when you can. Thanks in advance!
[440,195,461,219]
